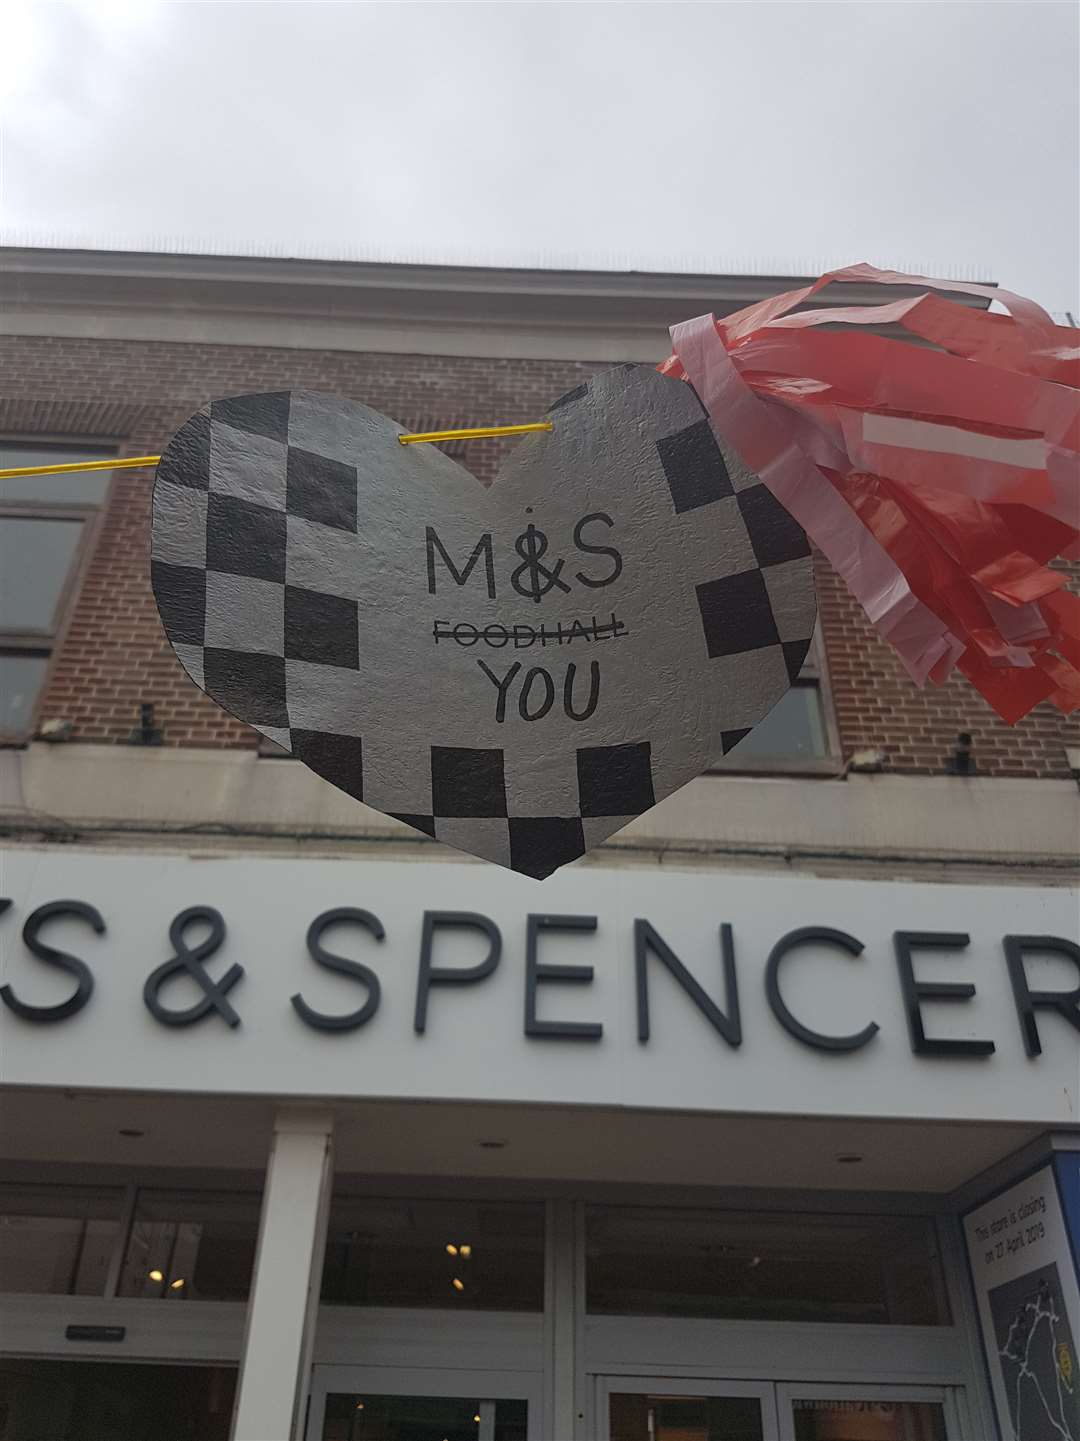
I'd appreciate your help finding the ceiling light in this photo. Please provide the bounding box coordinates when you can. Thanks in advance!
[169,1277,186,1290]
[459,1244,472,1259]
[355,1402,364,1411]
[452,1277,465,1292]
[474,1416,481,1424]
[446,1243,458,1256]
[148,1269,164,1283]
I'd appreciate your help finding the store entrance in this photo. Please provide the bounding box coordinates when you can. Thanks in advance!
[598,1378,952,1441]
[305,1366,541,1441]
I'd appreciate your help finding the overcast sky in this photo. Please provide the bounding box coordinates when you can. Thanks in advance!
[2,1,1077,313]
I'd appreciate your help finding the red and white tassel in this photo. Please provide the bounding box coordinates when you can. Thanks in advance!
[662,264,1080,723]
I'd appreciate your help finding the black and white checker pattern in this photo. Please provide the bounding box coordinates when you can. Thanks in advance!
[152,371,816,879]
[153,393,363,736]
[377,739,656,878]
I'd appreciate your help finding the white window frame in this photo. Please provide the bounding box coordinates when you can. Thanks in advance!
[0,1186,995,1440]
[0,440,115,742]
[706,629,842,777]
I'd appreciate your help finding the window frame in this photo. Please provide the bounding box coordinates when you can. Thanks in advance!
[0,1180,130,1297]
[116,1184,264,1303]
[706,629,842,778]
[0,1178,988,1437]
[0,438,115,743]
[582,1202,951,1328]
[319,1192,547,1313]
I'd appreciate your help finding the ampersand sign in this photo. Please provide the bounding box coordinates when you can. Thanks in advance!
[151,367,816,877]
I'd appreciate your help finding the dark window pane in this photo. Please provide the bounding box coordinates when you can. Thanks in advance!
[0,446,112,505]
[0,1359,236,1441]
[322,1394,527,1441]
[586,1207,950,1325]
[714,683,826,763]
[321,1197,544,1311]
[0,1185,122,1295]
[610,1393,763,1441]
[118,1189,261,1301]
[0,517,84,630]
[0,653,48,735]
[792,1399,947,1441]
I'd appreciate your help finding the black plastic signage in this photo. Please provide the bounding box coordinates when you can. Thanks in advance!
[1,896,1079,1059]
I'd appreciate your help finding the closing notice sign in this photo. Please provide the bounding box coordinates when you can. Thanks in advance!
[964,1165,1080,1441]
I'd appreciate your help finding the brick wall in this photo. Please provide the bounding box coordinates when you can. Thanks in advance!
[2,333,1076,778]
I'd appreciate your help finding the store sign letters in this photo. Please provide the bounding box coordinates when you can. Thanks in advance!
[1,895,1078,1060]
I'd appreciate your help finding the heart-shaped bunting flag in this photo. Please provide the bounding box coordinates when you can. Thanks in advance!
[151,365,816,877]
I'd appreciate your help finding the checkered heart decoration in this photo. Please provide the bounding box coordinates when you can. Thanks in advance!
[151,366,816,877]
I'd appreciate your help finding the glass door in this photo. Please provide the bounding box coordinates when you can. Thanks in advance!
[306,1366,541,1441]
[776,1384,954,1441]
[597,1377,780,1441]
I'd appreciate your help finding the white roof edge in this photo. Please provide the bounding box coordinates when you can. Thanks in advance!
[0,244,997,303]
[0,244,997,362]
[0,233,997,284]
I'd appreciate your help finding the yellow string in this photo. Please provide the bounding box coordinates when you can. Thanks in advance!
[397,422,552,446]
[0,455,161,479]
[0,422,553,479]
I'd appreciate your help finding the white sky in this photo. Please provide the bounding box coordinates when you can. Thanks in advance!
[1,1,1077,313]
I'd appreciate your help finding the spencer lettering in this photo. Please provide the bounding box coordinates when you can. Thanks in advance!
[2,897,1078,1061]
[291,907,385,1032]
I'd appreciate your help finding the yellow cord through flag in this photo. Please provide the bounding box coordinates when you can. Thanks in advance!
[397,422,552,446]
[0,423,554,481]
[0,455,162,480]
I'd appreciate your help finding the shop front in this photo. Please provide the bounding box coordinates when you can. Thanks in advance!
[1,242,1078,1437]
[2,843,1079,1440]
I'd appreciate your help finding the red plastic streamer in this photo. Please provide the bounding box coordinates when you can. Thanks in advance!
[663,264,1080,724]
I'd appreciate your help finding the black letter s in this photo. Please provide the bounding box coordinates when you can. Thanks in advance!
[0,901,104,1022]
[291,908,383,1032]
[573,512,623,589]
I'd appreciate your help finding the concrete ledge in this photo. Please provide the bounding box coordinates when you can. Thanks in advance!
[3,744,1076,881]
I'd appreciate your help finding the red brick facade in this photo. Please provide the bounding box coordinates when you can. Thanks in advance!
[2,332,1076,778]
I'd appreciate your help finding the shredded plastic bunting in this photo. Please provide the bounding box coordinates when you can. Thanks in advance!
[661,263,1080,724]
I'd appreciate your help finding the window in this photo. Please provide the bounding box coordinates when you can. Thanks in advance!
[117,1188,261,1301]
[0,1360,236,1441]
[320,1394,528,1441]
[321,1196,545,1310]
[585,1206,951,1325]
[609,1391,766,1441]
[0,442,112,740]
[0,1184,124,1295]
[790,1397,946,1441]
[709,630,838,773]
[0,1182,263,1303]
